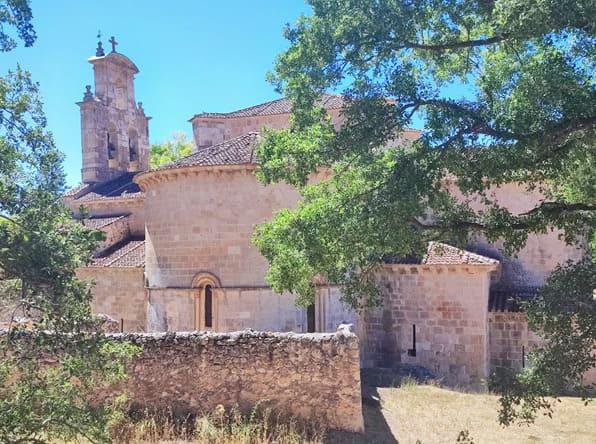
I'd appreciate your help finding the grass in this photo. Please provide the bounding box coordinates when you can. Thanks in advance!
[105,384,596,443]
[328,383,596,444]
[108,403,325,444]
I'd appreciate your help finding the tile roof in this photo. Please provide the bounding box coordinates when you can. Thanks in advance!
[78,215,128,230]
[191,93,344,119]
[152,132,259,171]
[91,236,145,268]
[489,288,538,312]
[70,172,144,202]
[63,182,90,197]
[422,242,499,266]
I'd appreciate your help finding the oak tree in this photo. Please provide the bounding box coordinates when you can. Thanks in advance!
[254,0,596,423]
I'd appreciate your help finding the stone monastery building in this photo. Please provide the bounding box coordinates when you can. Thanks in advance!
[63,43,587,387]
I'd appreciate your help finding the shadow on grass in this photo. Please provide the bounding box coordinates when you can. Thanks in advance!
[325,387,398,444]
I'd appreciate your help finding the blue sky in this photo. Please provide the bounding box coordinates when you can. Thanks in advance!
[2,0,310,187]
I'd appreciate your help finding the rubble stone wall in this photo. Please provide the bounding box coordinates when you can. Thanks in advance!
[107,330,364,432]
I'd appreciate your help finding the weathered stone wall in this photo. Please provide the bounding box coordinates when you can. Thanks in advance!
[146,286,357,334]
[488,312,542,373]
[190,110,345,151]
[488,312,596,386]
[143,167,300,288]
[361,265,494,387]
[214,288,304,332]
[79,52,150,183]
[69,198,145,236]
[316,286,359,332]
[106,330,364,432]
[77,267,146,332]
[146,288,195,332]
[445,181,585,288]
[94,215,130,252]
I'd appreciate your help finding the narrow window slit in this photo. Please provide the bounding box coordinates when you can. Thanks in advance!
[204,285,213,328]
[407,324,417,357]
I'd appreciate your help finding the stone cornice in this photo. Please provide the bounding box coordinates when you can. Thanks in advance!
[188,112,291,123]
[381,263,498,274]
[88,52,139,74]
[75,195,145,206]
[134,164,258,190]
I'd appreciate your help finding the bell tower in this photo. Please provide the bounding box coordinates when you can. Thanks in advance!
[77,36,151,184]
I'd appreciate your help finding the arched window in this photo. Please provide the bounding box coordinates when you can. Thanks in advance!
[204,285,213,328]
[191,272,220,331]
[128,129,138,162]
[107,124,117,161]
[107,132,116,159]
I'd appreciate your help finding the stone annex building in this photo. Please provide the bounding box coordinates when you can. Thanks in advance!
[63,43,589,387]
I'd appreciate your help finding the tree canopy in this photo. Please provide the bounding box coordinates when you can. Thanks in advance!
[253,0,595,423]
[0,2,137,442]
[150,131,194,168]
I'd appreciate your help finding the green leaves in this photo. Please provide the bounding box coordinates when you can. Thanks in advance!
[254,0,596,308]
[0,3,139,440]
[149,131,193,168]
[0,0,36,52]
[491,258,596,425]
[255,2,595,422]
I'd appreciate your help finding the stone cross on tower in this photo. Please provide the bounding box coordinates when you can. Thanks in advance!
[109,36,118,53]
[79,43,150,183]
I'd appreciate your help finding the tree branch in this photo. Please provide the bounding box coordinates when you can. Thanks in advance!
[412,201,595,234]
[520,201,596,216]
[401,35,506,51]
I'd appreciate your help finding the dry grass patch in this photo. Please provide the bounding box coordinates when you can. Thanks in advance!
[109,404,325,444]
[364,383,596,443]
[105,384,595,443]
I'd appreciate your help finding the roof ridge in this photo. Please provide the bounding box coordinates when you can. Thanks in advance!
[82,214,128,229]
[424,241,499,265]
[218,97,285,117]
[104,238,145,267]
[155,132,258,170]
[190,93,344,120]
[102,172,137,198]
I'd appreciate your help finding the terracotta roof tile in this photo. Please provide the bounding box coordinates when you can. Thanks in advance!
[191,93,344,119]
[92,236,145,268]
[422,242,499,266]
[153,132,259,171]
[71,172,144,202]
[79,215,128,230]
[64,182,91,197]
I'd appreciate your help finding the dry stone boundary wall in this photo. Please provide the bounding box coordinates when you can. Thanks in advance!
[107,329,364,431]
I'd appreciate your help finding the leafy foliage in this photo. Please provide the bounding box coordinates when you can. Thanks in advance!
[0,0,36,52]
[149,131,193,168]
[255,0,595,307]
[254,0,595,423]
[1,3,139,442]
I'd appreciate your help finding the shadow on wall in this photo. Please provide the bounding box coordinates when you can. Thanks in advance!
[326,386,397,444]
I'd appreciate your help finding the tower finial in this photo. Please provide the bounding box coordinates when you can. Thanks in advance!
[109,36,118,53]
[95,30,105,57]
